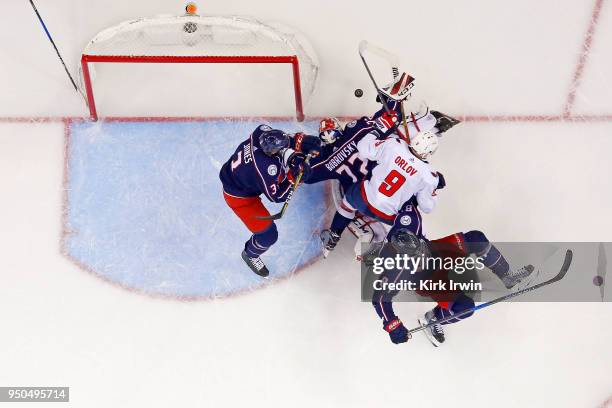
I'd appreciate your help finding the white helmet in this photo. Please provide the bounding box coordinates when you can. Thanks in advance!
[409,130,439,161]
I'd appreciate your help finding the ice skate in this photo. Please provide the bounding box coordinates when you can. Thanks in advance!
[418,310,445,347]
[502,264,535,290]
[241,250,270,278]
[431,110,461,134]
[320,229,341,258]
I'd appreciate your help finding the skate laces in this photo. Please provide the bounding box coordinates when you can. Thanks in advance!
[251,256,265,270]
[426,312,444,336]
[323,230,340,249]
[510,265,532,279]
[432,321,444,336]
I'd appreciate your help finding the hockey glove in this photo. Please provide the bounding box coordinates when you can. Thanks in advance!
[293,132,322,157]
[287,153,312,183]
[384,318,411,344]
[374,111,399,135]
[381,72,415,101]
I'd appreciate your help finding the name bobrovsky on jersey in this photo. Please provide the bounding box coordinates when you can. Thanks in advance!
[324,141,358,172]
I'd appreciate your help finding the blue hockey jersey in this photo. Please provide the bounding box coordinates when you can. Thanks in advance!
[219,125,293,203]
[306,116,377,190]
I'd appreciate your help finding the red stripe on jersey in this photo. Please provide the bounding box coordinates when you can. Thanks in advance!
[360,182,394,221]
[391,73,406,95]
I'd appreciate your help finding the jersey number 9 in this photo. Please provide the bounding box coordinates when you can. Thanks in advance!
[378,170,406,197]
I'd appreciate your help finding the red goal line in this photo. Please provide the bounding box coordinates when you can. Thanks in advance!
[1,114,612,124]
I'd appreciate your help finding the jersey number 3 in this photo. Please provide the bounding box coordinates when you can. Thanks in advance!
[378,170,406,197]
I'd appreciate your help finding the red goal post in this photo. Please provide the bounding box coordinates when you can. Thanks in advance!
[78,14,319,121]
[81,54,304,121]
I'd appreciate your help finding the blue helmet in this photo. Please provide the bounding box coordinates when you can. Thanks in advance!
[259,129,289,156]
[388,227,425,256]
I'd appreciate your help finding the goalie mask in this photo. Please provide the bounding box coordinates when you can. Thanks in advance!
[319,117,342,145]
[409,130,439,161]
[259,129,289,156]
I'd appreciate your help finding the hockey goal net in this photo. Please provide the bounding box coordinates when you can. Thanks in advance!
[79,12,319,121]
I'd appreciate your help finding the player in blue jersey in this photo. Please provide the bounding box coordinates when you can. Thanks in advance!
[305,117,374,191]
[219,124,320,277]
[306,97,448,192]
[307,74,460,258]
[367,208,535,347]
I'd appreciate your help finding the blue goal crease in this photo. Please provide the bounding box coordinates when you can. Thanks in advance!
[63,119,331,298]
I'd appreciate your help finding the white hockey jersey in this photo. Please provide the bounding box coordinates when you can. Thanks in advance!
[357,133,439,218]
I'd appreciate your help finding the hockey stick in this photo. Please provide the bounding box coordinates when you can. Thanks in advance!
[28,0,79,92]
[358,40,411,143]
[256,155,312,221]
[408,249,574,335]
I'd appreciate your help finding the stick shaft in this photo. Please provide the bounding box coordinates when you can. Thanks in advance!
[358,41,409,142]
[358,53,394,116]
[408,249,573,334]
[257,155,311,220]
[29,0,79,92]
[277,166,305,216]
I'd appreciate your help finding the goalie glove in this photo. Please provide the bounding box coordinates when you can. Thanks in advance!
[381,72,415,101]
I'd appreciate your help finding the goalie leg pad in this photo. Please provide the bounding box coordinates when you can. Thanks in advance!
[350,216,390,262]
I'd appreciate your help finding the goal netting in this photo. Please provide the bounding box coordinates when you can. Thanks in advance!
[79,13,319,121]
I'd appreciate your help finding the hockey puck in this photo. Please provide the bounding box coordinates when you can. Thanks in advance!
[593,275,604,286]
[354,88,363,98]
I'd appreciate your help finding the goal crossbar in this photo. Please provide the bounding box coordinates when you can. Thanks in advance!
[80,54,305,122]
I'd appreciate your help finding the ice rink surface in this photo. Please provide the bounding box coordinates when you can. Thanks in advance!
[1,0,612,407]
[64,119,329,298]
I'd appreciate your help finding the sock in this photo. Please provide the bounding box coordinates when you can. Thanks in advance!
[433,293,475,325]
[245,223,278,258]
[464,230,510,279]
[330,212,353,235]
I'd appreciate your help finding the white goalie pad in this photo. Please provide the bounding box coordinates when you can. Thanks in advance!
[348,215,389,262]
[330,180,389,262]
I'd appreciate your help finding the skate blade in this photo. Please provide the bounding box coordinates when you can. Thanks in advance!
[241,251,270,278]
[322,248,330,259]
[417,318,439,348]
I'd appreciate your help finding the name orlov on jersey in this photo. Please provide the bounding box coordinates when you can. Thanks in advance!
[324,141,358,172]
[394,155,418,176]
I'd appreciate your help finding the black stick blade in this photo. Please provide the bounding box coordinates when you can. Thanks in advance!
[256,212,283,221]
[554,249,573,281]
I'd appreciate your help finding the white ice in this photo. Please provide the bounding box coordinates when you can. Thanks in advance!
[1,0,612,407]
